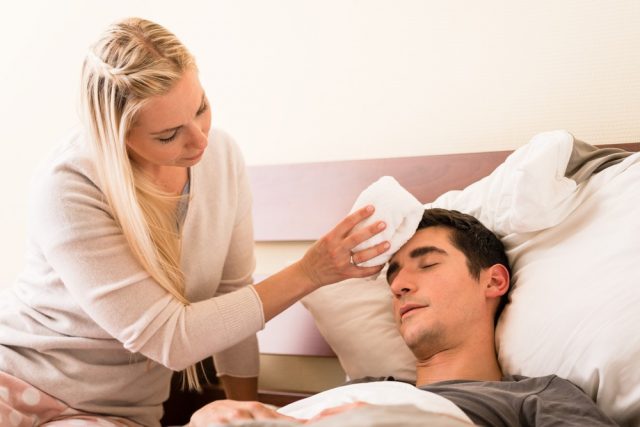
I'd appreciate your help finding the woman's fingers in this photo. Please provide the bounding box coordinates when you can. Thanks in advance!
[344,220,386,250]
[330,205,376,238]
[189,400,301,426]
[308,401,371,422]
[349,240,390,266]
[298,204,394,287]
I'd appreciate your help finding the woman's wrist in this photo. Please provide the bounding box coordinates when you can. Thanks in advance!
[292,258,323,292]
[253,261,321,322]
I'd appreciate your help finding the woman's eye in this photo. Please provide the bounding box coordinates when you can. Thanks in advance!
[196,100,209,116]
[158,130,178,144]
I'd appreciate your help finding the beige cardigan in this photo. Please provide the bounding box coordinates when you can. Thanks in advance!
[0,128,264,426]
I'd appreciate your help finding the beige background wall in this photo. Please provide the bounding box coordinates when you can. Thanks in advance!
[1,0,639,392]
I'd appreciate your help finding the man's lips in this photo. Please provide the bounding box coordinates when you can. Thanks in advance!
[399,303,428,319]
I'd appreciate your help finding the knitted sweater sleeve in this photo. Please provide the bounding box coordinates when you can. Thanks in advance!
[31,147,264,372]
[212,139,261,377]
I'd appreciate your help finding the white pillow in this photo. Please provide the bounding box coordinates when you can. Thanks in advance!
[301,131,640,426]
[301,272,416,382]
[495,154,640,426]
[430,130,581,235]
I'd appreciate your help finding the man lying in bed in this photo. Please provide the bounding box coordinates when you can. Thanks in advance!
[189,208,617,426]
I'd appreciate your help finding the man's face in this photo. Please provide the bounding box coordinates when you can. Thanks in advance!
[386,226,489,357]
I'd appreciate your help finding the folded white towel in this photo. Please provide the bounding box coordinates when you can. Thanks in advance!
[350,176,424,267]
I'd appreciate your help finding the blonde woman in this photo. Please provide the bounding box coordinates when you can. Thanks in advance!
[0,18,388,427]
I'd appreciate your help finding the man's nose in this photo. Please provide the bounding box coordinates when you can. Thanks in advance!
[390,270,416,297]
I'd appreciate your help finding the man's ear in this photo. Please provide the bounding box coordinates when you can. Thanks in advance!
[484,264,510,298]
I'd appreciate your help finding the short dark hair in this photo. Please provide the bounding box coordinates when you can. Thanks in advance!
[417,208,512,322]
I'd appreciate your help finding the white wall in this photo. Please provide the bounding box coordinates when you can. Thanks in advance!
[2,0,639,285]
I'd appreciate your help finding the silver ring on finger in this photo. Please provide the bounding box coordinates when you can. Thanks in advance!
[349,253,357,266]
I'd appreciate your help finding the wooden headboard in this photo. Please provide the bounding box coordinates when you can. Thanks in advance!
[248,143,639,242]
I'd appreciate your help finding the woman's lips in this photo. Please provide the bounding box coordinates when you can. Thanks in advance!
[185,150,204,161]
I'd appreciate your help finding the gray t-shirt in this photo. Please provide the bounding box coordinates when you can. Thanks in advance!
[350,375,617,426]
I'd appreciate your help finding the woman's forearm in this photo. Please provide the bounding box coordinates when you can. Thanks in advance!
[218,375,258,401]
[252,261,318,322]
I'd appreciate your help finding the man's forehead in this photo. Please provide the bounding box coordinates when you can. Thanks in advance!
[388,227,451,264]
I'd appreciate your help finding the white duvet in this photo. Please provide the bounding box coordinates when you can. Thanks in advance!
[279,381,473,424]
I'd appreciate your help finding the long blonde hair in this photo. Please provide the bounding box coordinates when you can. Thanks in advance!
[80,17,202,390]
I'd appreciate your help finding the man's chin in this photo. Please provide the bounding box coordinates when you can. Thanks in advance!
[400,323,444,354]
[399,324,424,350]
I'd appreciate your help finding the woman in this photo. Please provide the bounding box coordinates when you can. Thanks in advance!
[0,18,388,426]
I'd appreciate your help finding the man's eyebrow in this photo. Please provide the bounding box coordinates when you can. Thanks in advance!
[150,93,206,135]
[409,246,448,258]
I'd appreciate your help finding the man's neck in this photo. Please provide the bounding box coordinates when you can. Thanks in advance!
[414,339,503,387]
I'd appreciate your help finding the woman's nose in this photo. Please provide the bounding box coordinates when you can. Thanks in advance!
[187,122,208,149]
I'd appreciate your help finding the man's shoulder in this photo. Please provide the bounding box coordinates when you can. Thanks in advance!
[502,373,557,384]
[347,373,580,395]
[502,374,581,391]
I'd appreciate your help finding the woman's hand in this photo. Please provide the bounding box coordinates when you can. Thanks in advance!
[189,400,302,426]
[298,205,389,289]
[253,205,390,322]
[305,401,371,423]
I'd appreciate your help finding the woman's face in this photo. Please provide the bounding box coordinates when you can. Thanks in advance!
[126,68,212,179]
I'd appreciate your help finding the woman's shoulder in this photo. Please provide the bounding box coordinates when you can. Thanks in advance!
[37,127,94,172]
[31,128,102,198]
